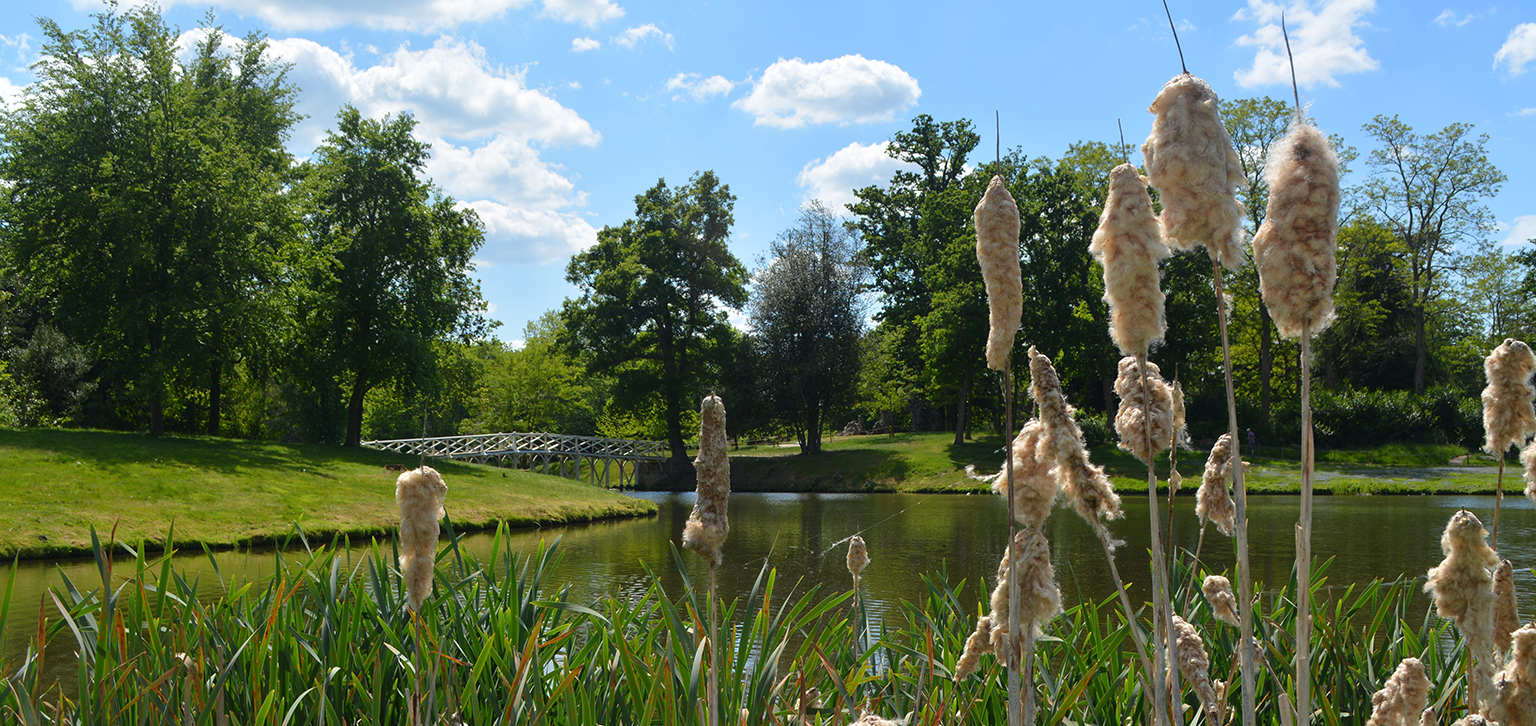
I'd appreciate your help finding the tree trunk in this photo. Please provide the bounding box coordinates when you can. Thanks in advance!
[1413,303,1428,395]
[208,359,222,437]
[1102,360,1117,422]
[953,372,973,446]
[345,373,368,447]
[802,403,822,455]
[1259,304,1274,416]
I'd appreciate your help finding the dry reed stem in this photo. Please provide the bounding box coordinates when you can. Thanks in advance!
[1203,575,1241,627]
[1496,560,1520,654]
[684,395,731,567]
[1296,330,1317,726]
[991,419,1059,529]
[1136,355,1181,726]
[976,175,1022,372]
[1492,624,1536,725]
[1114,357,1176,464]
[1142,74,1248,269]
[396,466,447,612]
[1426,510,1501,715]
[1172,615,1218,722]
[1368,658,1430,726]
[1212,258,1257,726]
[1197,435,1239,536]
[1253,121,1340,339]
[1091,163,1169,357]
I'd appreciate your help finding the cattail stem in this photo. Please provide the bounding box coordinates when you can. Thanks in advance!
[1005,366,1023,726]
[1140,355,1183,726]
[1297,326,1315,726]
[1213,259,1257,726]
[1096,525,1159,724]
[1186,521,1208,607]
[708,563,720,726]
[1023,628,1038,726]
[1495,455,1505,550]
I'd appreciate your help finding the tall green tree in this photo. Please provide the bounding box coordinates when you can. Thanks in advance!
[1361,116,1506,394]
[750,201,868,454]
[562,171,747,479]
[1,8,299,434]
[298,106,491,447]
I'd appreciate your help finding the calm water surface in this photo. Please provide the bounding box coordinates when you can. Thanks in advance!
[5,492,1536,682]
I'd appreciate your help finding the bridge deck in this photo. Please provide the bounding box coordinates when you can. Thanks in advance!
[361,432,665,488]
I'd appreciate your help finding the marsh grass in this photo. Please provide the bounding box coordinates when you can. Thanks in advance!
[0,527,1479,725]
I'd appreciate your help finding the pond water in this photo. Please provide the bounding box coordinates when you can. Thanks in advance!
[5,491,1536,685]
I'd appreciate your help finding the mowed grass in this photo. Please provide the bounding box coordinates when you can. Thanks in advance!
[728,431,1506,494]
[0,427,655,559]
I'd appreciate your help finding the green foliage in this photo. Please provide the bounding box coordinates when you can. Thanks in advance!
[462,314,607,437]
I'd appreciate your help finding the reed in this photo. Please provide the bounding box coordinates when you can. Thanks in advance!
[1479,338,1536,549]
[683,394,731,726]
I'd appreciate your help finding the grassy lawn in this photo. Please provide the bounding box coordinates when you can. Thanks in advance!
[0,428,655,559]
[725,431,1509,495]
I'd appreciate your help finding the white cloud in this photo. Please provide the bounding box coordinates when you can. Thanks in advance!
[466,201,598,264]
[1432,9,1475,27]
[796,141,916,212]
[541,0,623,27]
[425,135,586,210]
[1517,108,1536,116]
[571,37,601,52]
[665,73,734,102]
[1501,215,1536,247]
[0,76,25,113]
[1495,23,1536,76]
[613,24,674,50]
[734,55,920,129]
[1232,0,1380,88]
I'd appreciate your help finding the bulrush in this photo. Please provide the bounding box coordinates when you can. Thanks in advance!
[846,535,869,590]
[955,616,996,680]
[396,466,447,612]
[984,528,1062,667]
[1367,658,1430,726]
[1197,435,1238,536]
[1141,74,1248,269]
[1496,560,1520,654]
[1482,339,1536,457]
[1113,357,1175,464]
[991,419,1060,529]
[683,395,730,566]
[1202,575,1241,627]
[1172,615,1218,721]
[1090,163,1169,357]
[1029,347,1121,525]
[975,175,1022,372]
[1171,380,1189,490]
[1492,624,1536,725]
[1425,510,1500,713]
[1253,121,1341,338]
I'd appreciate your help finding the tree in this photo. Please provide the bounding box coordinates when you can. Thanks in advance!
[750,201,869,454]
[298,106,491,447]
[562,171,747,480]
[463,313,607,436]
[1,8,299,434]
[1361,116,1506,394]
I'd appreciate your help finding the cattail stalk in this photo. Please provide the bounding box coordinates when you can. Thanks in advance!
[1425,510,1500,715]
[1481,338,1536,549]
[847,535,869,655]
[396,466,448,612]
[685,394,730,726]
[1139,356,1181,726]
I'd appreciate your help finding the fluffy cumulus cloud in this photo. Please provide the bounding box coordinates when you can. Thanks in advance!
[1495,23,1536,76]
[540,0,623,27]
[571,37,601,52]
[1233,0,1379,88]
[0,75,24,112]
[466,201,599,264]
[1502,215,1536,247]
[666,73,734,102]
[796,141,915,212]
[614,24,674,50]
[734,55,920,129]
[80,0,623,32]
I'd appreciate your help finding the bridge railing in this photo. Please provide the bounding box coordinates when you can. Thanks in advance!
[361,432,667,488]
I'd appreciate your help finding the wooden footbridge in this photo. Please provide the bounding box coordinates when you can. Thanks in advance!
[361,432,666,488]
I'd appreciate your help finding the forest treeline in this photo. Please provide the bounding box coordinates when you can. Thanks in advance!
[0,7,1527,476]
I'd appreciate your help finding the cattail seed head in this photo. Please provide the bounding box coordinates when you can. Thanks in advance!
[1496,560,1520,654]
[1492,624,1536,726]
[1172,615,1217,720]
[992,419,1060,528]
[1142,74,1248,269]
[955,616,994,681]
[1426,510,1500,712]
[396,466,448,611]
[1091,163,1169,357]
[987,527,1061,665]
[847,535,869,584]
[1113,357,1175,464]
[1202,575,1241,627]
[1525,440,1536,505]
[1451,717,1492,726]
[683,394,730,566]
[976,175,1022,371]
[1253,120,1341,339]
[1482,338,1536,456]
[1030,347,1121,525]
[1197,435,1238,536]
[1368,657,1430,726]
[1172,379,1189,452]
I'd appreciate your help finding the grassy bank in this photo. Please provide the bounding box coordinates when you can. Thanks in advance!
[720,431,1506,494]
[0,428,655,559]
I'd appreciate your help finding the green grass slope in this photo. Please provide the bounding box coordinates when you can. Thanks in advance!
[0,428,655,559]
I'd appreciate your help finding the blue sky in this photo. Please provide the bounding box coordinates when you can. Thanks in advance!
[1,0,1532,343]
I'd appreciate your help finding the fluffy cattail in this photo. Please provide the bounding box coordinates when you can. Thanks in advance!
[955,616,995,680]
[1029,347,1121,525]
[992,419,1060,528]
[1496,560,1521,654]
[1451,717,1491,726]
[683,395,730,566]
[847,535,869,588]
[987,527,1062,665]
[1172,615,1217,719]
[1172,380,1189,452]
[1142,74,1248,269]
[1203,575,1241,627]
[1526,440,1536,504]
[1090,163,1169,357]
[1113,357,1175,464]
[1368,658,1430,726]
[1425,510,1500,711]
[1197,435,1238,536]
[976,175,1022,371]
[396,466,448,611]
[1492,624,1536,726]
[1253,120,1341,339]
[1483,339,1536,456]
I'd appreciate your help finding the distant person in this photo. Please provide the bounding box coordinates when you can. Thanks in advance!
[1246,428,1257,457]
